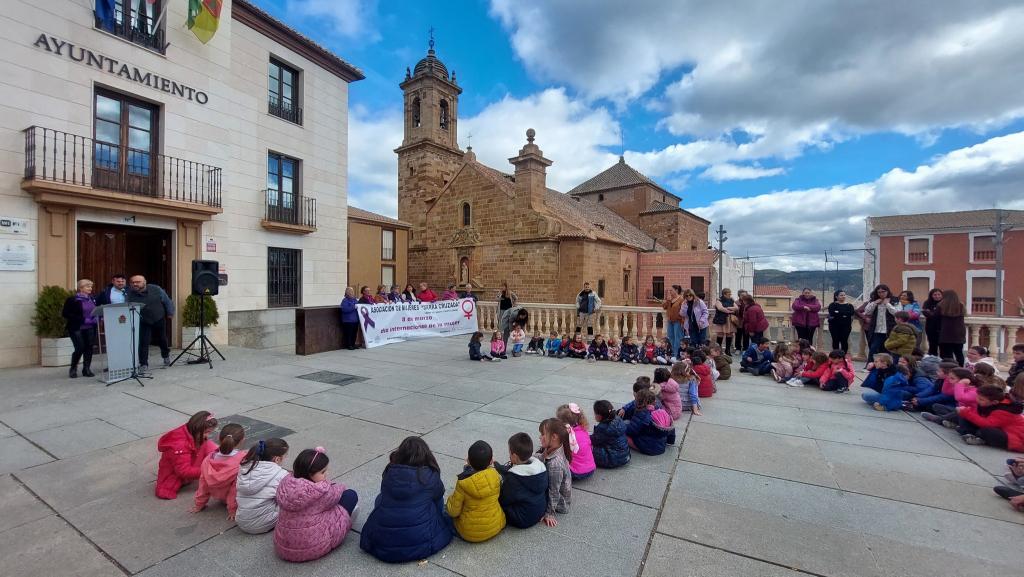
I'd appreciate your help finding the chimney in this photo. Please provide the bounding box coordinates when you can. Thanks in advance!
[508,128,552,211]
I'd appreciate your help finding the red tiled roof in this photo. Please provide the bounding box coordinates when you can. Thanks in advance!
[867,209,1024,233]
[348,206,411,228]
[754,284,791,297]
[568,156,680,201]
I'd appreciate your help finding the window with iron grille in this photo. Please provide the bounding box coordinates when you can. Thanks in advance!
[381,229,395,261]
[94,0,166,54]
[907,238,930,263]
[972,235,995,261]
[268,247,301,307]
[652,276,665,300]
[267,152,300,222]
[269,58,302,124]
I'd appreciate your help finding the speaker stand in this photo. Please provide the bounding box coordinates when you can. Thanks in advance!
[169,293,225,369]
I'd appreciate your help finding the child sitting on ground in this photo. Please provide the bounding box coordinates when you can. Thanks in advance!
[156,411,218,500]
[965,345,998,373]
[771,342,800,383]
[955,385,1024,450]
[490,331,508,360]
[863,362,929,411]
[820,350,855,393]
[495,433,548,529]
[656,338,673,365]
[446,440,505,542]
[526,331,545,355]
[620,336,641,364]
[624,388,676,455]
[618,376,662,419]
[359,437,453,563]
[274,447,357,563]
[1008,344,1024,386]
[469,332,498,362]
[861,353,897,393]
[791,351,829,388]
[567,333,588,359]
[641,335,658,364]
[708,343,731,381]
[591,400,630,468]
[973,362,1006,390]
[191,423,247,520]
[785,348,813,385]
[921,368,978,426]
[235,438,289,534]
[607,337,621,362]
[557,403,595,480]
[654,367,683,420]
[537,418,572,527]
[910,361,960,412]
[559,333,572,358]
[691,350,714,398]
[797,338,814,355]
[884,311,919,359]
[588,334,609,361]
[740,338,774,375]
[703,345,720,382]
[545,331,561,357]
[670,361,702,416]
[509,323,526,358]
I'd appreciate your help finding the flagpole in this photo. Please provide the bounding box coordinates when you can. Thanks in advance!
[152,0,167,31]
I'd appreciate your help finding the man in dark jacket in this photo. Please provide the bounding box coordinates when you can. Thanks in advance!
[127,275,175,373]
[494,433,548,529]
[95,273,128,306]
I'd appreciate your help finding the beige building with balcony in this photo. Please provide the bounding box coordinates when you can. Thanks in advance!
[0,0,363,366]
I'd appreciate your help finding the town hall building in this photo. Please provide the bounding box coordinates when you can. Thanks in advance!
[396,45,733,306]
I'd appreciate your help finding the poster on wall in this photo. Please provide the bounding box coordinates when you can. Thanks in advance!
[0,217,28,235]
[357,298,478,348]
[0,241,35,271]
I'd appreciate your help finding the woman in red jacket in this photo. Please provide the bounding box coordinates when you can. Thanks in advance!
[156,411,219,499]
[741,294,769,341]
[957,385,1024,451]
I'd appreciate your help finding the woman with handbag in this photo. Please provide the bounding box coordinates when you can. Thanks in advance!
[712,288,739,355]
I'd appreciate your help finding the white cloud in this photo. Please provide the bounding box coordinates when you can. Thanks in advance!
[287,0,380,41]
[700,163,785,182]
[347,105,401,216]
[692,131,1024,272]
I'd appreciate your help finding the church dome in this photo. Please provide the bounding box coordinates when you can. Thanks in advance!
[413,48,450,80]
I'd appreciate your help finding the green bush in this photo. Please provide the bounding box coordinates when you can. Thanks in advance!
[182,294,219,327]
[32,285,73,338]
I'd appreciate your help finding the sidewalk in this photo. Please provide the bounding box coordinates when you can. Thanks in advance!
[1,337,1021,576]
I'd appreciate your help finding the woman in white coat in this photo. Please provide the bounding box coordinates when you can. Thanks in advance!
[235,439,290,534]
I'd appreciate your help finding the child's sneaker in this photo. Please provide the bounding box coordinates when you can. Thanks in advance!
[786,378,802,387]
[873,402,886,412]
[490,357,501,362]
[920,412,942,423]
[631,360,638,364]
[834,386,849,393]
[963,434,986,446]
[771,368,781,382]
[941,419,958,429]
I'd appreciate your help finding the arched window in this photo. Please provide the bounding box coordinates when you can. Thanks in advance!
[461,202,471,226]
[440,99,450,130]
[412,97,421,128]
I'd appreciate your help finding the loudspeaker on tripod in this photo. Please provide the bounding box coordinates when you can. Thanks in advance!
[192,260,219,296]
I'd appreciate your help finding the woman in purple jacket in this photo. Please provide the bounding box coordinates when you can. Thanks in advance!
[339,287,360,350]
[791,288,822,344]
[681,288,709,346]
[62,279,98,378]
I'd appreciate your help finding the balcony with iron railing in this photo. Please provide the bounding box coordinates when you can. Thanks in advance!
[94,5,167,54]
[22,126,222,220]
[907,251,930,263]
[261,190,316,233]
[269,96,303,125]
[973,250,996,262]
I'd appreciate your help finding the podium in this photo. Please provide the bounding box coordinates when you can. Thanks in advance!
[94,303,144,385]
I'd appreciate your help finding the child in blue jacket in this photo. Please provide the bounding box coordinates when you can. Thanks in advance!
[591,400,630,468]
[910,361,960,411]
[862,365,927,411]
[619,336,641,363]
[861,353,897,393]
[544,331,562,357]
[740,338,774,376]
[623,388,676,455]
[494,433,548,529]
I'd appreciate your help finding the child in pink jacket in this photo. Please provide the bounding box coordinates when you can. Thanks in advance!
[655,367,683,420]
[275,447,357,563]
[490,331,507,359]
[557,403,596,480]
[923,368,979,427]
[191,423,247,520]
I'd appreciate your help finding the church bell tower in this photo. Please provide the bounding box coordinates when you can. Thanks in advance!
[395,35,464,232]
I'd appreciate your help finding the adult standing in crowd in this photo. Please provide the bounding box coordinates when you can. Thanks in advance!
[401,284,419,303]
[898,290,923,347]
[791,288,822,344]
[388,285,403,303]
[497,281,516,314]
[936,289,967,366]
[740,294,769,342]
[62,279,97,378]
[734,289,750,353]
[662,286,684,360]
[441,284,459,301]
[862,284,899,363]
[95,273,128,306]
[340,287,359,350]
[358,286,376,305]
[827,290,856,353]
[501,306,530,347]
[374,285,390,303]
[459,283,477,301]
[682,288,709,346]
[712,288,739,355]
[417,282,438,303]
[576,281,602,336]
[127,275,174,373]
[921,288,944,356]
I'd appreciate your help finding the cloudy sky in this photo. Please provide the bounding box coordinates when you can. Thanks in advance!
[258,0,1024,270]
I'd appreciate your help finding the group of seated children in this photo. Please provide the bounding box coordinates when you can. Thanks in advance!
[153,361,721,564]
[739,337,857,394]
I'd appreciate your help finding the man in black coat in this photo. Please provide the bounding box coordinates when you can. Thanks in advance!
[95,274,129,306]
[127,275,175,373]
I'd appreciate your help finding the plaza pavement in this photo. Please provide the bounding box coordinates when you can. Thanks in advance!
[1,336,1022,577]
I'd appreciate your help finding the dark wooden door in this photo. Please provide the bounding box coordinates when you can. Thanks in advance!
[78,225,127,289]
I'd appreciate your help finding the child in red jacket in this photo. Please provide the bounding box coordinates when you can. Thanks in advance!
[156,411,218,499]
[691,351,714,398]
[820,351,855,393]
[191,423,248,520]
[641,336,658,364]
[956,385,1024,450]
[791,351,829,387]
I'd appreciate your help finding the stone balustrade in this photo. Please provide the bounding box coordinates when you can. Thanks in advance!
[477,301,1024,361]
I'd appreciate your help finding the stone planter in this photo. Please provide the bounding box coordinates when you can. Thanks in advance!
[40,337,73,367]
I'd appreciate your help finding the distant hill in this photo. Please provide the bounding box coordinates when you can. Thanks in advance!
[754,268,864,297]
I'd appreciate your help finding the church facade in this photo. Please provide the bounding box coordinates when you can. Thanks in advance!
[396,46,716,306]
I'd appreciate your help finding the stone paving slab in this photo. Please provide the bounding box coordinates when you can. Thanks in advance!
[17,449,153,512]
[421,410,539,462]
[353,393,482,434]
[0,435,54,474]
[479,388,600,423]
[815,439,997,486]
[642,533,804,577]
[0,474,51,533]
[1,515,125,577]
[423,376,523,404]
[286,390,384,416]
[24,418,139,459]
[242,403,341,432]
[281,416,415,476]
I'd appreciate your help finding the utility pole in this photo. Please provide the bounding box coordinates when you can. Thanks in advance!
[993,209,1011,318]
[716,224,727,296]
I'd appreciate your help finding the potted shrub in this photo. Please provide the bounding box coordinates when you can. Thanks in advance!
[32,285,74,367]
[181,294,219,344]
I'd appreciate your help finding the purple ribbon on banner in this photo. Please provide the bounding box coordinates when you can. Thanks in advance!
[360,306,376,330]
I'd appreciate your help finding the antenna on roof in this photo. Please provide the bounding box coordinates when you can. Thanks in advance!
[466,131,473,149]
[428,26,435,51]
[618,126,625,161]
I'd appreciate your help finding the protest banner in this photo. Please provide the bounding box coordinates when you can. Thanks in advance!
[357,298,478,348]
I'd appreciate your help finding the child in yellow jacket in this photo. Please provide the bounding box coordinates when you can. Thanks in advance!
[446,440,506,542]
[884,311,919,359]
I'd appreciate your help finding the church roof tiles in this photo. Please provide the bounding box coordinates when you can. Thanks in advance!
[568,156,679,201]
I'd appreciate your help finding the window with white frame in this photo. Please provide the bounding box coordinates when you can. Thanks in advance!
[970,275,996,315]
[905,237,931,263]
[971,234,996,262]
